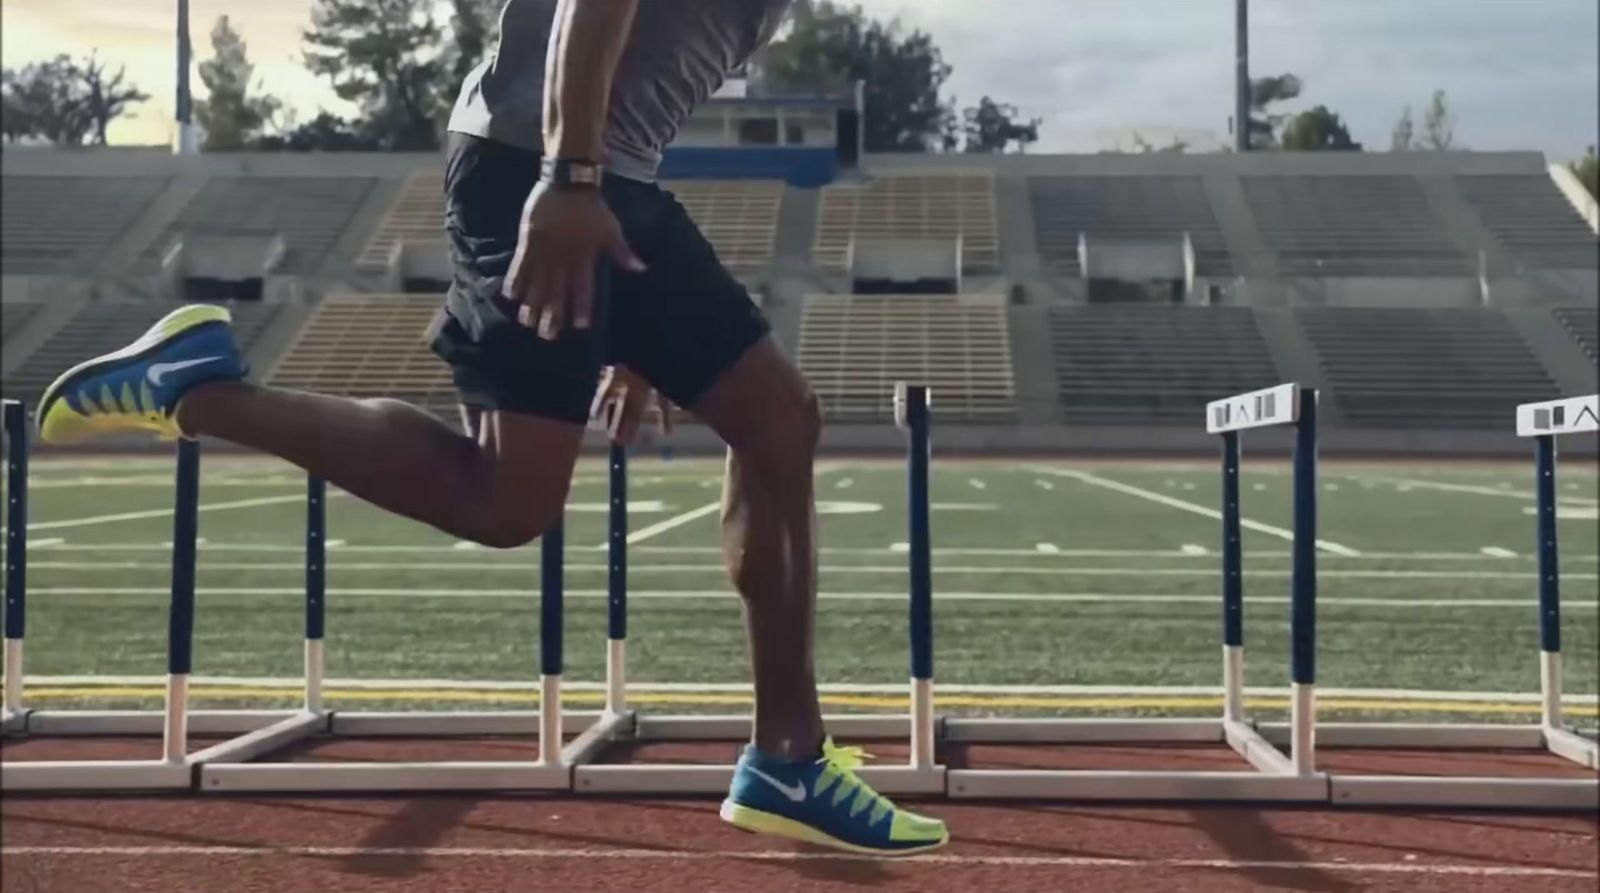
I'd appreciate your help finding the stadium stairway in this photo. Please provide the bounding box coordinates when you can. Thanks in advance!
[1504,308,1600,395]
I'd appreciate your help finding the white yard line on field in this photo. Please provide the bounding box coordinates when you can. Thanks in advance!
[1027,466,1362,556]
[25,492,347,532]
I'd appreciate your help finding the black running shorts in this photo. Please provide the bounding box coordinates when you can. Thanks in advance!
[430,132,771,423]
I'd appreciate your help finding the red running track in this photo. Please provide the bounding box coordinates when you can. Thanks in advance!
[2,795,1596,893]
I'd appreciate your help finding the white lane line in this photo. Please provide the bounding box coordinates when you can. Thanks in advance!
[836,478,854,489]
[1353,474,1600,506]
[451,541,481,551]
[1180,544,1209,556]
[1035,543,1060,554]
[26,493,343,532]
[969,478,988,490]
[25,675,1598,704]
[24,586,1595,609]
[1029,466,1362,557]
[621,500,721,546]
[0,846,1590,878]
[1480,546,1518,558]
[1033,479,1055,490]
[325,539,346,549]
[29,536,65,548]
[29,561,1596,581]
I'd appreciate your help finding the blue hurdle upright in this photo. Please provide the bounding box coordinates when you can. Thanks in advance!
[1295,394,1599,811]
[944,382,1327,802]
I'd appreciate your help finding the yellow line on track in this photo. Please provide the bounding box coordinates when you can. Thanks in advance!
[17,686,1600,717]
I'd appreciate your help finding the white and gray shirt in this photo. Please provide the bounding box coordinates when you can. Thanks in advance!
[448,0,791,182]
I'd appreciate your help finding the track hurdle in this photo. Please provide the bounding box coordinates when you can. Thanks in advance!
[572,384,946,796]
[201,510,619,792]
[4,439,214,790]
[945,383,1327,802]
[1296,394,1600,810]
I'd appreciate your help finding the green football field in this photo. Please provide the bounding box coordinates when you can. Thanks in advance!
[4,451,1597,729]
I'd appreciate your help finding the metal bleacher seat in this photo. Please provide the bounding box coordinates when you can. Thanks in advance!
[146,177,376,274]
[1029,176,1233,278]
[813,174,999,273]
[2,302,281,404]
[267,295,451,398]
[1049,305,1279,424]
[358,171,445,271]
[1,302,44,346]
[1242,176,1469,276]
[0,176,169,274]
[797,294,1016,422]
[667,179,784,270]
[1456,175,1599,271]
[1298,307,1557,428]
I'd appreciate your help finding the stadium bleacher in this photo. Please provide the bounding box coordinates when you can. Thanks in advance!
[797,294,1016,422]
[1456,175,1599,270]
[357,171,444,270]
[813,174,999,272]
[146,176,376,274]
[1242,176,1469,276]
[1048,305,1279,423]
[1553,305,1599,361]
[0,176,169,274]
[266,294,451,398]
[2,302,282,403]
[1029,176,1233,277]
[1298,307,1557,428]
[667,179,784,270]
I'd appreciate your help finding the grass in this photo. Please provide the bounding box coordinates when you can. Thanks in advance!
[4,453,1597,727]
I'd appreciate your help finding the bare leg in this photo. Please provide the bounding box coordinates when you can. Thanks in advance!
[691,338,825,760]
[177,382,581,548]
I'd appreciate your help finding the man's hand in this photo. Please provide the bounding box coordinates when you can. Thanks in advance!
[502,183,645,339]
[590,365,673,445]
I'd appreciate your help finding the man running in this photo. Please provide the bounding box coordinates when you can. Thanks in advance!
[35,0,947,856]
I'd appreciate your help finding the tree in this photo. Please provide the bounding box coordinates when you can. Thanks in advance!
[446,0,502,86]
[960,96,1039,153]
[0,53,146,146]
[1573,147,1598,199]
[253,111,382,151]
[1390,104,1414,151]
[754,1,957,152]
[302,0,445,151]
[1420,89,1455,150]
[195,16,281,151]
[1129,132,1190,154]
[1280,106,1361,151]
[78,52,150,146]
[1247,73,1302,149]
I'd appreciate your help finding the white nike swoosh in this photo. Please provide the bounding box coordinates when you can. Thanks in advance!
[148,356,224,386]
[745,766,807,802]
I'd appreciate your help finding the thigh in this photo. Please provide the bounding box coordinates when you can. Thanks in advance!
[607,186,773,412]
[430,133,607,424]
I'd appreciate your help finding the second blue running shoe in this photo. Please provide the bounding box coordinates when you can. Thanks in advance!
[36,304,247,444]
[721,738,949,855]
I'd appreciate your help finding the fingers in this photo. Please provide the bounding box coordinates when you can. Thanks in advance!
[589,366,618,426]
[612,384,645,446]
[570,260,594,331]
[605,222,647,273]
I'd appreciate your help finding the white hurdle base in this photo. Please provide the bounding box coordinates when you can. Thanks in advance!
[948,770,1329,802]
[2,759,193,792]
[576,764,946,796]
[0,708,28,735]
[19,709,302,736]
[634,713,923,741]
[1331,776,1599,810]
[940,716,1320,802]
[200,761,572,793]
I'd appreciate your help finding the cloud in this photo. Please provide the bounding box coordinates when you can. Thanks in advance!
[3,0,1594,156]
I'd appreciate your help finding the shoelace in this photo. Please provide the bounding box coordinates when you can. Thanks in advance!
[815,739,894,824]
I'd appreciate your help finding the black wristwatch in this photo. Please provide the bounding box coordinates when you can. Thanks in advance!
[541,157,604,190]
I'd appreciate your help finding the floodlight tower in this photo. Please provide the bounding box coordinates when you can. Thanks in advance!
[1235,0,1249,153]
[175,0,197,154]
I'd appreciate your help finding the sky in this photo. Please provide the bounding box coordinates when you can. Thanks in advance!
[2,0,1596,158]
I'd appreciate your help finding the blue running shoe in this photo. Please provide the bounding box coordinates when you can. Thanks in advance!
[36,304,246,444]
[721,738,949,855]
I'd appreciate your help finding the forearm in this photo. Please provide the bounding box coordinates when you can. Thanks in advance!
[544,0,639,161]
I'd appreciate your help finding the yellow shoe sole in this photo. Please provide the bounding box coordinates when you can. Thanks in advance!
[719,800,949,857]
[37,304,234,445]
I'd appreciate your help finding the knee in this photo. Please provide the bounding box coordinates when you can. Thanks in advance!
[475,500,563,550]
[738,386,822,470]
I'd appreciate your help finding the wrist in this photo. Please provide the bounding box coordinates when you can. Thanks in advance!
[540,157,605,191]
